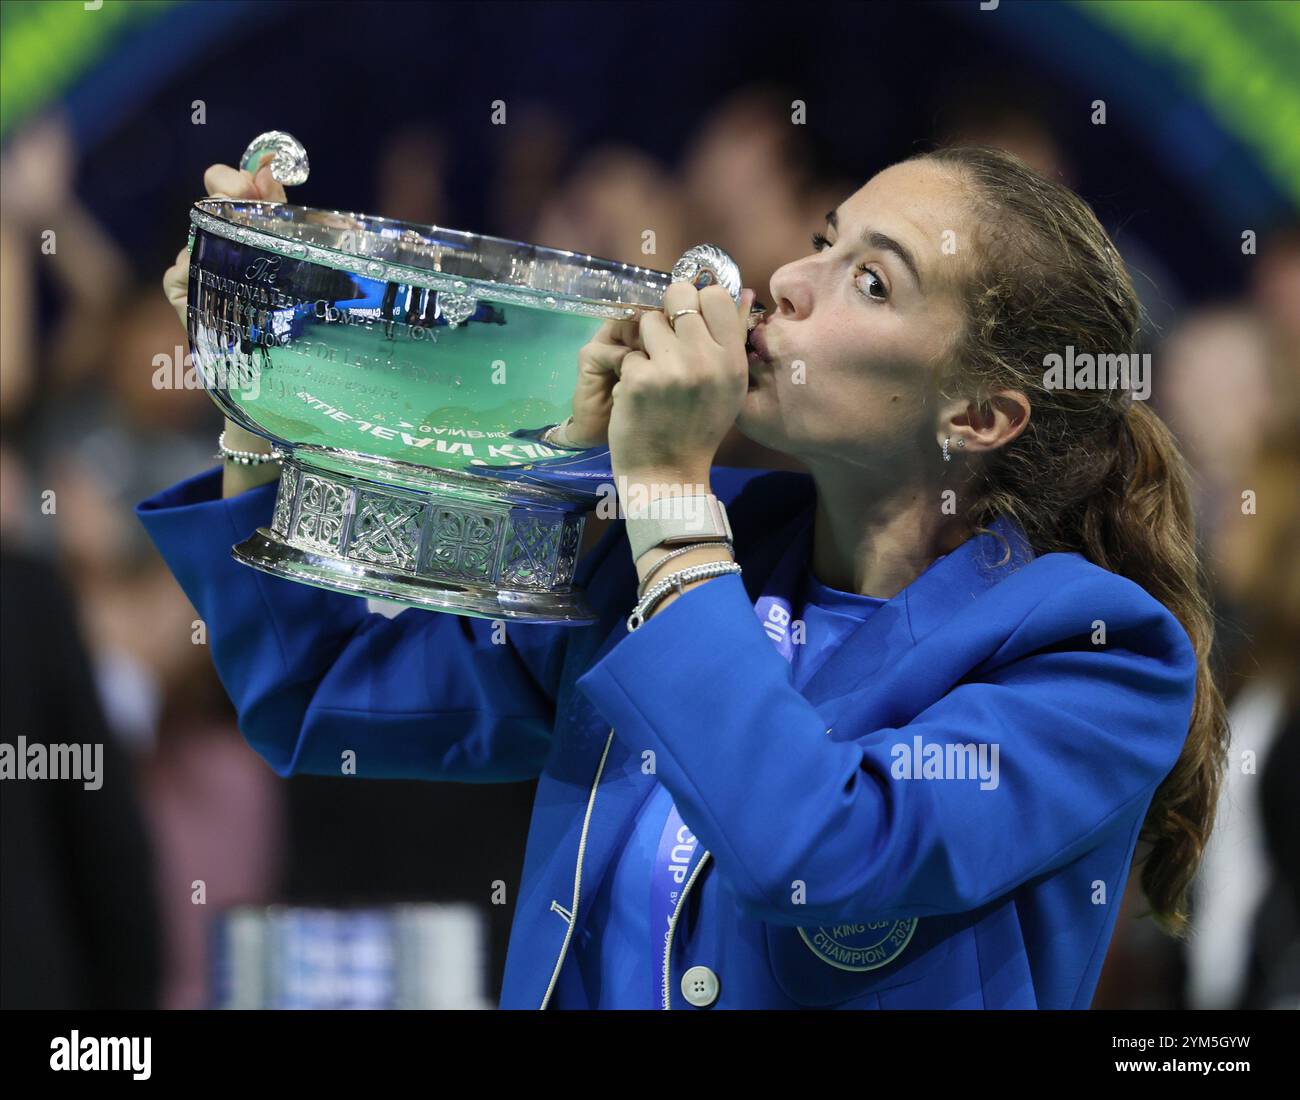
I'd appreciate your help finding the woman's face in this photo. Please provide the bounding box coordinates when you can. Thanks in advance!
[736,159,975,475]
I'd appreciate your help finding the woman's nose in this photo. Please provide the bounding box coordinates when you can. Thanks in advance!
[769,259,813,320]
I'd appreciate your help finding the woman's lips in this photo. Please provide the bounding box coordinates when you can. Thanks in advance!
[746,322,773,363]
[746,323,772,390]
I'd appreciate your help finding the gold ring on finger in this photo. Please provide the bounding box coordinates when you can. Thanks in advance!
[668,308,702,331]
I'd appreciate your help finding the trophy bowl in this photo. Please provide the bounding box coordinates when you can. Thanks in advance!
[186,195,742,624]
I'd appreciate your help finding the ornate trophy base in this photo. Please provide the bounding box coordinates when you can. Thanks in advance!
[232,454,596,624]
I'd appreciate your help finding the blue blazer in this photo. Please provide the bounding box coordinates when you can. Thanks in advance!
[136,464,1197,1009]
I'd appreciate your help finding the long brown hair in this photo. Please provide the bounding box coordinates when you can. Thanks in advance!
[914,145,1229,938]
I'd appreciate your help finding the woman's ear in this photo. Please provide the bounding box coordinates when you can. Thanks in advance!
[936,390,1031,455]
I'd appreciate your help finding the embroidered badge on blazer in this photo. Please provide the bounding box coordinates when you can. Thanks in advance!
[798,919,918,971]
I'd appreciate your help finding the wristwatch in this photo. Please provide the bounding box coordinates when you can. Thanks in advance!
[624,494,733,562]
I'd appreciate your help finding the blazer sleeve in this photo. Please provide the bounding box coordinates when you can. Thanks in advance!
[135,465,571,783]
[574,568,1199,925]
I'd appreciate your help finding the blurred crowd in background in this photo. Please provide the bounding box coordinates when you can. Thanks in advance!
[1,0,1297,1011]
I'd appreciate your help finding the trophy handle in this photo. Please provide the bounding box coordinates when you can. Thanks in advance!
[239,130,310,187]
[670,243,742,303]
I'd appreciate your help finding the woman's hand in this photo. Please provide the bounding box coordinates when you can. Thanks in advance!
[159,156,290,497]
[557,315,646,449]
[161,157,290,329]
[608,282,755,486]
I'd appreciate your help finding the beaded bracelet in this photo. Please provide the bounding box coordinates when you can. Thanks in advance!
[627,559,743,631]
[216,430,283,465]
[635,540,735,600]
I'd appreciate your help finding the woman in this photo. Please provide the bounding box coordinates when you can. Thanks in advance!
[141,146,1225,1009]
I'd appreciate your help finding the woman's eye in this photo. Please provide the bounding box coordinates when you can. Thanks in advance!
[812,232,887,300]
[855,264,888,301]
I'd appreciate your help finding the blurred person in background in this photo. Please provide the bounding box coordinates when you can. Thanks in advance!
[490,103,574,242]
[0,112,131,400]
[136,654,286,1010]
[374,123,452,228]
[1188,431,1300,1009]
[1140,224,1300,1010]
[0,112,130,545]
[0,117,164,1009]
[1248,223,1300,413]
[1231,224,1300,1009]
[1154,309,1280,561]
[532,144,690,269]
[11,278,288,1009]
[0,546,163,1008]
[3,113,286,1008]
[932,73,1184,344]
[930,72,1071,182]
[0,209,36,543]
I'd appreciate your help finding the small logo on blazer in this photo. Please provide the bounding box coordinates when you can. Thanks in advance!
[798,919,918,971]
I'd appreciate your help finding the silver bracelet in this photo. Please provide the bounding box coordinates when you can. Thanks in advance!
[635,540,734,599]
[216,430,283,465]
[540,416,587,451]
[627,559,743,632]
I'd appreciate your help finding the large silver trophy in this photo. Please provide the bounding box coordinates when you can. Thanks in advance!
[188,132,745,624]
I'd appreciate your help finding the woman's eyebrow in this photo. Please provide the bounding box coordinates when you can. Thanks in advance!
[826,209,924,291]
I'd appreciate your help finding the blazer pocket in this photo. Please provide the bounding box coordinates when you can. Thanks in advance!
[764,914,957,1007]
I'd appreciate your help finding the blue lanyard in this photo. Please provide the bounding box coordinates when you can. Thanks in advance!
[649,524,811,1001]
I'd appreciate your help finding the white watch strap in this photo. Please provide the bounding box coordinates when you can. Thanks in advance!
[624,494,733,561]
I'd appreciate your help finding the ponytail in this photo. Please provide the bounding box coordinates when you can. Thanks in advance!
[1088,401,1229,937]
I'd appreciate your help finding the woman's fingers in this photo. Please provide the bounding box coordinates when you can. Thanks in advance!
[203,163,257,200]
[611,350,650,391]
[580,316,644,378]
[203,159,289,203]
[169,157,290,331]
[162,246,189,325]
[639,283,754,367]
[696,283,748,347]
[253,162,288,203]
[581,337,635,379]
[598,316,643,351]
[638,281,703,361]
[163,245,187,286]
